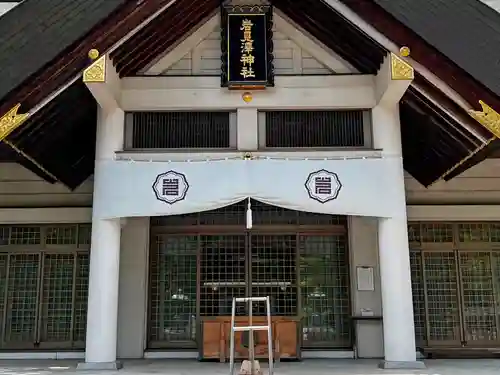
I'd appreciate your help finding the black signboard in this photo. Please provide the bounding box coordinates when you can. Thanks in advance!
[221,4,274,89]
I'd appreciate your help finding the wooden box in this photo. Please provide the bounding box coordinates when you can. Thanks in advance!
[201,316,299,361]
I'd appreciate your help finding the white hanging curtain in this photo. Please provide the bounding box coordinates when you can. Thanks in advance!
[93,157,402,220]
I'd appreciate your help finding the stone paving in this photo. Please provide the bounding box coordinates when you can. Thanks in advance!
[0,359,499,375]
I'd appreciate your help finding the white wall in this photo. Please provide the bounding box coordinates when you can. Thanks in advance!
[164,26,333,76]
[0,163,93,207]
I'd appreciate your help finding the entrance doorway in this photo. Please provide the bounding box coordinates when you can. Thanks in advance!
[147,200,351,358]
[409,222,500,350]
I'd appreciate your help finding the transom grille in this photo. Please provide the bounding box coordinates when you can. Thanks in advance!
[126,111,233,149]
[263,110,368,148]
[0,224,90,349]
[409,222,500,349]
[148,201,350,349]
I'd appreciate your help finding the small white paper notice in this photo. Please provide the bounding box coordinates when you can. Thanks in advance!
[356,266,374,291]
[360,308,374,317]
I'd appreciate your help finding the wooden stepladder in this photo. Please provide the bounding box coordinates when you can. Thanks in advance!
[229,296,274,375]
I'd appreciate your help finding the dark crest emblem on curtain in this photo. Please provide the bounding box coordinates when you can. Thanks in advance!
[153,171,189,204]
[304,169,342,203]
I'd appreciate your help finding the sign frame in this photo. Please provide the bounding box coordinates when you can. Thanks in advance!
[220,3,275,89]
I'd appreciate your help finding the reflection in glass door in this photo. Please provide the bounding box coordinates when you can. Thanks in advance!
[459,251,498,346]
[148,234,198,348]
[300,235,350,348]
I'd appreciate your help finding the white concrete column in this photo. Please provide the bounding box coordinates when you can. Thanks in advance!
[372,104,425,369]
[78,107,125,371]
[117,217,150,358]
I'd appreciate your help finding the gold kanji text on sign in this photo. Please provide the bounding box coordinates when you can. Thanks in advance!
[240,18,255,79]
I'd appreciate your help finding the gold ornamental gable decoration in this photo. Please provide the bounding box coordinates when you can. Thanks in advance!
[0,104,30,141]
[390,53,414,80]
[468,100,500,139]
[83,54,106,83]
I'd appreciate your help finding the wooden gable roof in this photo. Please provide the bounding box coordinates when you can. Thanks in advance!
[0,0,127,107]
[375,0,500,99]
[0,0,499,189]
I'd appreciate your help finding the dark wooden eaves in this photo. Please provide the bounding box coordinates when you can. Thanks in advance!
[6,81,97,189]
[112,0,220,77]
[272,0,385,74]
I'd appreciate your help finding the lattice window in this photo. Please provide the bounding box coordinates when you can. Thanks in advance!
[420,223,454,243]
[251,234,297,317]
[77,225,92,246]
[459,252,497,342]
[423,251,460,343]
[46,226,77,245]
[40,254,75,342]
[5,254,39,344]
[409,222,500,348]
[149,234,198,347]
[10,227,41,245]
[0,225,91,248]
[0,227,9,246]
[261,110,369,148]
[73,253,90,343]
[300,235,350,348]
[408,223,421,244]
[200,235,246,317]
[0,224,90,349]
[458,223,500,244]
[410,251,426,344]
[126,111,234,149]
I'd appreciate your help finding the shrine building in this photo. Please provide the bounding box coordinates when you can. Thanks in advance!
[1,0,500,371]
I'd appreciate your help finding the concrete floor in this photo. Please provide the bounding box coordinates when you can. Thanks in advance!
[0,359,499,375]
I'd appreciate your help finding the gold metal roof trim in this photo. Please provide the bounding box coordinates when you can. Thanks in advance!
[468,100,500,138]
[0,104,29,141]
[83,52,106,83]
[390,53,414,81]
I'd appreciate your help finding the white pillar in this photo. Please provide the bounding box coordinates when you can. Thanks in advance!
[77,107,125,371]
[372,104,425,369]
